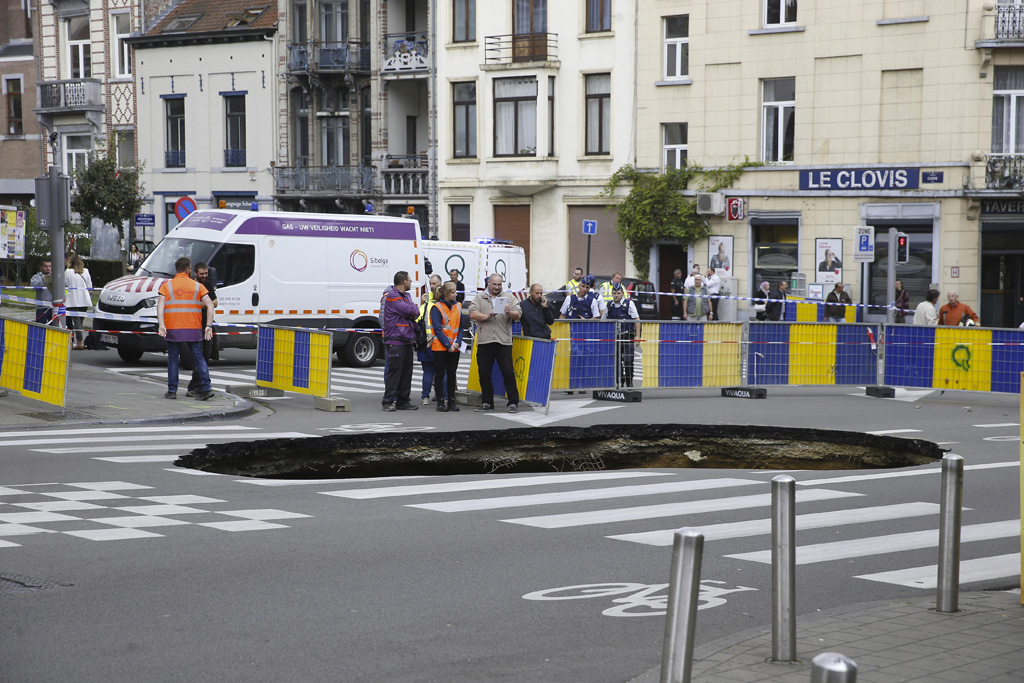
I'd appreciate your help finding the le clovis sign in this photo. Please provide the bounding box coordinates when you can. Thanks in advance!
[800,168,920,191]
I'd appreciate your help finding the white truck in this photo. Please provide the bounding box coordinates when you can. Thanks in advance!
[422,239,528,299]
[95,209,424,367]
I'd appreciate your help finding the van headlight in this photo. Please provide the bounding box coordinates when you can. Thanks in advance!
[142,297,158,308]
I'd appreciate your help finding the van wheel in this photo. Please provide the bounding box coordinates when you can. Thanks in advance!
[341,333,380,368]
[117,347,144,363]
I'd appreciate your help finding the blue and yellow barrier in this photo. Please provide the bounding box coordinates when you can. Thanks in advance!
[255,325,332,397]
[0,316,72,407]
[884,325,1023,393]
[468,335,556,409]
[748,322,878,386]
[638,322,743,388]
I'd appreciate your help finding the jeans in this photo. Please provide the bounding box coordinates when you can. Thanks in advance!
[475,342,518,406]
[383,343,414,405]
[167,340,211,393]
[68,307,87,345]
[432,349,460,401]
[187,338,217,392]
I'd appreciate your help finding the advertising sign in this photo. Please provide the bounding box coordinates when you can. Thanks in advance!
[708,235,733,274]
[815,238,843,285]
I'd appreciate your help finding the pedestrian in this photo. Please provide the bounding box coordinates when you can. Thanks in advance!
[824,282,851,323]
[469,273,522,413]
[156,257,215,400]
[417,275,443,405]
[128,244,143,273]
[30,259,53,325]
[604,284,639,387]
[65,255,93,349]
[669,268,686,320]
[559,275,601,319]
[564,267,584,293]
[938,290,980,326]
[520,283,554,339]
[381,270,420,411]
[684,263,702,288]
[765,280,789,321]
[186,262,218,396]
[752,280,770,321]
[913,289,939,326]
[431,282,464,412]
[449,268,465,304]
[893,279,910,324]
[597,272,627,303]
[684,273,711,321]
[705,266,722,320]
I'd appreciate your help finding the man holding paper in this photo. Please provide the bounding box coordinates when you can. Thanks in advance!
[468,273,522,413]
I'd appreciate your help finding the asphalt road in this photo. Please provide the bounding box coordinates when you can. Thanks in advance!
[1,348,1020,682]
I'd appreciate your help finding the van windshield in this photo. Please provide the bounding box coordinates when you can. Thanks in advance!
[138,238,221,278]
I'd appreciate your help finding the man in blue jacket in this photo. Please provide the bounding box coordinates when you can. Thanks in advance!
[381,270,420,411]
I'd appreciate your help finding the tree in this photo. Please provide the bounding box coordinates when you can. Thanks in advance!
[71,134,146,249]
[602,160,758,279]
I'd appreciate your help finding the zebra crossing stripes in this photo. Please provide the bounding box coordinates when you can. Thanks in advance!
[856,553,1022,588]
[607,502,943,546]
[724,519,1020,565]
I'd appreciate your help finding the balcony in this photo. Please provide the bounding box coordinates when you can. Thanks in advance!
[997,4,1024,40]
[272,164,375,194]
[484,33,558,66]
[382,32,429,74]
[381,155,428,196]
[224,149,246,167]
[34,79,104,130]
[165,150,186,168]
[287,41,370,73]
[986,154,1024,190]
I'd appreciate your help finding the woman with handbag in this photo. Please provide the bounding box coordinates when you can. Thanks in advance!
[752,281,770,321]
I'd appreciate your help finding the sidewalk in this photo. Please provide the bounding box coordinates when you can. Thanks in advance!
[631,590,1024,682]
[0,361,253,429]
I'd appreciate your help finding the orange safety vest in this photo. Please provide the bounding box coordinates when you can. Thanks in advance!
[430,301,461,352]
[160,273,207,330]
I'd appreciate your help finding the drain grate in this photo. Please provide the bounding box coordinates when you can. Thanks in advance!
[0,573,67,596]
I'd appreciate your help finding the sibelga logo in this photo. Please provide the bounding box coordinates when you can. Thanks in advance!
[350,250,369,272]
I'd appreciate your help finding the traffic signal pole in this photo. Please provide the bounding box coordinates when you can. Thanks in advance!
[34,165,70,327]
[886,228,897,324]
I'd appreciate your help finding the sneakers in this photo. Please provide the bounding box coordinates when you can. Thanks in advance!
[421,397,431,405]
[507,404,519,414]
[382,403,396,412]
[163,391,176,399]
[396,402,419,411]
[475,403,494,412]
[185,390,196,398]
[196,390,215,401]
[447,402,460,412]
[436,401,448,413]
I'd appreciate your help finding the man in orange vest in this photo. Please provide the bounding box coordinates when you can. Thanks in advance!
[157,256,216,400]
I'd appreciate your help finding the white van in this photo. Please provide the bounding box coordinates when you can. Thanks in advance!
[95,209,424,366]
[422,239,528,298]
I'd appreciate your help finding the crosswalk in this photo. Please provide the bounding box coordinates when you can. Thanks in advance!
[292,468,1023,589]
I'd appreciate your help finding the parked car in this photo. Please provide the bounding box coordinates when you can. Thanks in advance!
[547,276,659,320]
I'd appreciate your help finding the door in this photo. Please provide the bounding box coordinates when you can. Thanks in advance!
[494,205,531,277]
[512,0,547,61]
[658,243,686,319]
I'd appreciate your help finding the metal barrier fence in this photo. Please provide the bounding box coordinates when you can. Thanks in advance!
[0,315,72,409]
[255,325,333,398]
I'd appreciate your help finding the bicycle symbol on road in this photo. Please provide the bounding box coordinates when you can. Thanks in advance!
[522,580,757,618]
[318,423,436,433]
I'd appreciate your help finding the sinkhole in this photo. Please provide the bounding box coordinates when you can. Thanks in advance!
[175,424,944,479]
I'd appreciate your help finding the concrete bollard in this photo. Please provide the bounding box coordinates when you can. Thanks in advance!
[772,475,797,662]
[936,453,964,613]
[810,652,857,682]
[659,528,704,683]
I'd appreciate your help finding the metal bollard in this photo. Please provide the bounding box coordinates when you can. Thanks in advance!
[936,453,964,613]
[810,652,857,682]
[660,528,704,683]
[772,475,797,662]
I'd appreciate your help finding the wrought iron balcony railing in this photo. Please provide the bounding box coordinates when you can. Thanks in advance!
[286,41,371,72]
[35,79,103,111]
[986,153,1024,190]
[272,164,376,193]
[996,4,1024,40]
[165,150,186,168]
[224,149,246,167]
[382,32,429,73]
[484,33,557,65]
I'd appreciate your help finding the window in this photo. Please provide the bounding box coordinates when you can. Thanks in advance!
[451,205,470,241]
[66,16,91,79]
[454,0,475,42]
[762,78,795,162]
[453,82,476,158]
[292,89,309,165]
[64,134,90,178]
[113,12,132,77]
[293,0,308,43]
[663,123,687,170]
[321,1,348,44]
[224,95,246,167]
[664,15,688,80]
[548,76,555,156]
[4,77,22,136]
[165,97,186,167]
[992,66,1024,154]
[765,0,797,27]
[209,243,257,287]
[586,0,610,32]
[321,116,350,165]
[513,0,547,61]
[494,77,537,157]
[585,73,610,155]
[115,130,134,167]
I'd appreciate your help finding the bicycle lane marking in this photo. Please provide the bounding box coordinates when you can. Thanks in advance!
[522,581,757,617]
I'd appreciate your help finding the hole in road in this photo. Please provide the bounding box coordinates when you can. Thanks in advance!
[176,424,944,479]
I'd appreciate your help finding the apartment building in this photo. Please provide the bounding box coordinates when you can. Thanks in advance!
[435,0,638,289]
[636,1,1023,327]
[1,0,39,208]
[129,0,278,239]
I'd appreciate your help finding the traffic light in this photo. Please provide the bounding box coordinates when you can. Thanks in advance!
[895,233,909,264]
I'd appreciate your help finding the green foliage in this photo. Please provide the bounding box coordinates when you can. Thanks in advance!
[602,159,760,279]
[71,133,146,244]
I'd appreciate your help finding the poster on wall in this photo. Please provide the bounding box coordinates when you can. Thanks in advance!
[815,238,843,285]
[708,235,733,274]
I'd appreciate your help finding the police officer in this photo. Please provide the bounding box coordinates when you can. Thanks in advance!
[597,272,628,303]
[559,275,601,319]
[564,267,584,293]
[604,283,639,387]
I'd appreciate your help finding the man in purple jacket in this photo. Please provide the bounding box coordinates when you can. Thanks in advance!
[381,270,420,411]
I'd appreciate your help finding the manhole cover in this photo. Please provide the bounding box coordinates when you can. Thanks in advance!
[177,424,945,479]
[0,573,66,596]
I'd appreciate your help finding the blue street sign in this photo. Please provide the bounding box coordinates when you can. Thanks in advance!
[582,220,597,235]
[135,213,155,227]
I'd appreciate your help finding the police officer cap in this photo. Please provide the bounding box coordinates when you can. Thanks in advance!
[612,282,624,292]
[582,275,596,287]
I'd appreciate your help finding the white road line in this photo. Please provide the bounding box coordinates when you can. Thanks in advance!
[865,429,923,435]
[10,431,309,448]
[0,425,259,439]
[320,471,674,500]
[972,423,1020,428]
[725,520,1020,565]
[240,476,431,486]
[796,460,1020,486]
[33,432,311,454]
[608,502,942,546]
[93,455,181,463]
[502,489,863,529]
[408,478,763,512]
[207,370,272,381]
[856,553,1021,588]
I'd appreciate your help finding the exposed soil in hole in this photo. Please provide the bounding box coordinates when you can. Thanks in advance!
[176,424,945,478]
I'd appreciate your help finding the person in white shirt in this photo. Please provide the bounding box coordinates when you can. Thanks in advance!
[704,266,722,320]
[913,288,939,326]
[683,264,701,288]
[65,255,93,349]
